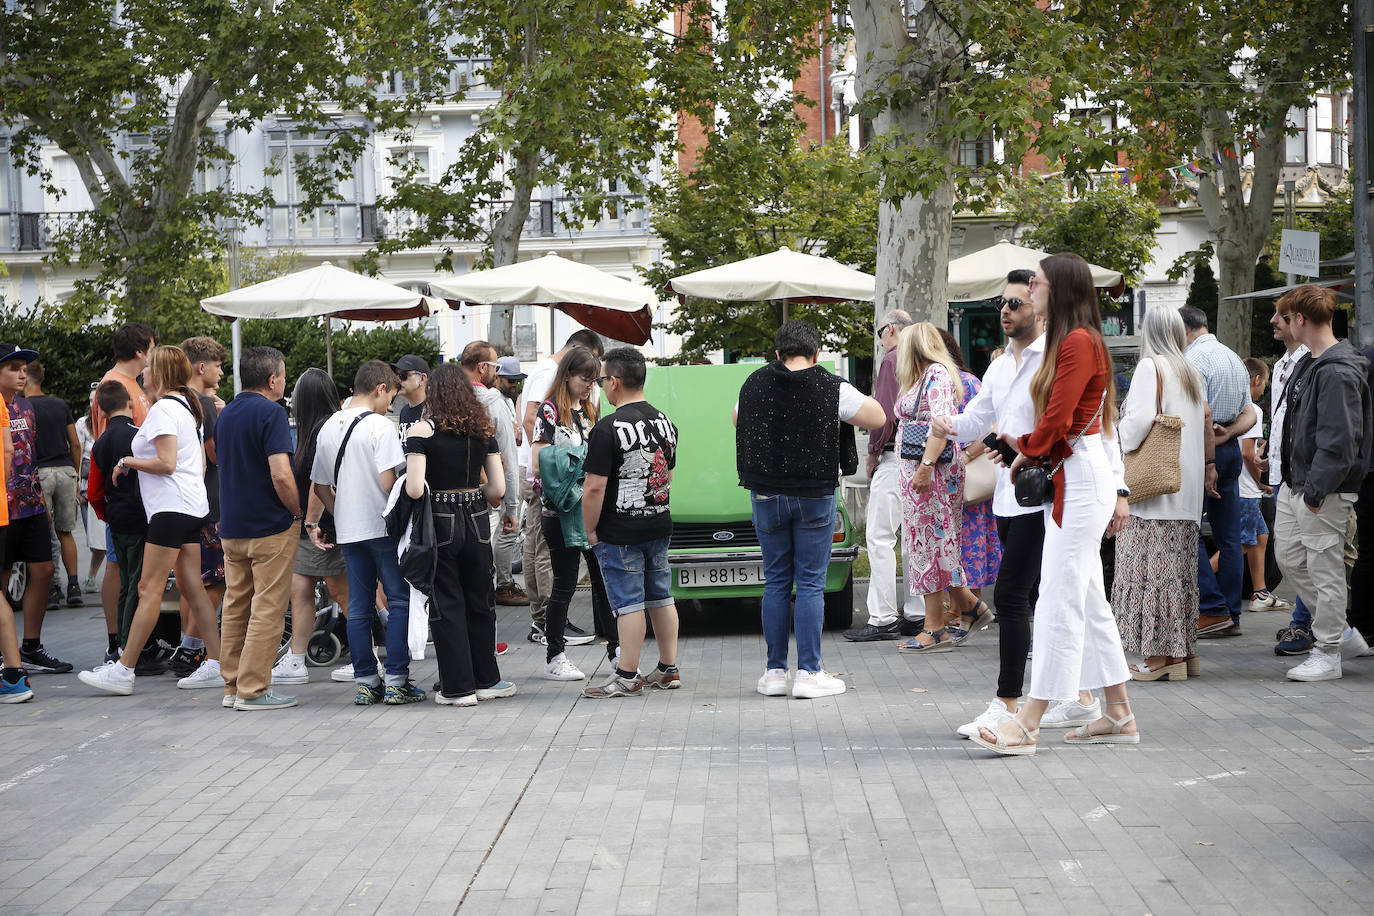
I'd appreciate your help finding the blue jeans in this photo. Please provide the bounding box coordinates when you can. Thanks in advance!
[340,537,412,685]
[1290,596,1312,630]
[593,537,673,617]
[1198,438,1243,621]
[751,491,834,674]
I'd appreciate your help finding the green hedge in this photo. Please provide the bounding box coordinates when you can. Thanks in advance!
[0,312,440,411]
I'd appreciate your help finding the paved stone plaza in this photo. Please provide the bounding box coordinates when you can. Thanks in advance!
[1,582,1373,915]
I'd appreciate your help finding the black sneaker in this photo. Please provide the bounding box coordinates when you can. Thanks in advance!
[898,617,925,637]
[65,583,83,607]
[46,586,61,610]
[843,621,903,642]
[384,681,426,705]
[168,646,206,677]
[134,653,168,676]
[527,623,546,645]
[564,621,595,646]
[20,644,73,673]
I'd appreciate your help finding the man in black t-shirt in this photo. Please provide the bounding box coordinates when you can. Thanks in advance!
[392,354,429,445]
[581,348,680,698]
[23,361,83,607]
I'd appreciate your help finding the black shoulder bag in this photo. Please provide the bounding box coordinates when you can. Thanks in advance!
[1014,391,1107,509]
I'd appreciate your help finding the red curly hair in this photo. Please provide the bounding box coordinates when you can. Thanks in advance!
[424,363,493,438]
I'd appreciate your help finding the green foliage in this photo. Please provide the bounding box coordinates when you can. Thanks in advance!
[1185,262,1220,331]
[365,0,834,276]
[1251,258,1288,358]
[237,319,439,399]
[0,306,113,412]
[644,132,878,363]
[853,1,1119,208]
[0,1,452,330]
[1006,178,1162,289]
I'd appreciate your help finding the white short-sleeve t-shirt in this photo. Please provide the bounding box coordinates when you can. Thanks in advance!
[132,394,209,520]
[1238,405,1266,499]
[311,407,405,544]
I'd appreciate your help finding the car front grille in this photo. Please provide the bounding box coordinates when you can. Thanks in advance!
[670,521,760,550]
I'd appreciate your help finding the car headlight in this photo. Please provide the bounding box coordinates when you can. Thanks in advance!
[833,510,845,544]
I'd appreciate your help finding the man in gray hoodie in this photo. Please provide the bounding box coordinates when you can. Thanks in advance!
[1276,284,1374,682]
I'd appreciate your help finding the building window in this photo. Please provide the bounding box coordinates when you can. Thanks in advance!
[389,148,432,186]
[958,136,994,168]
[266,129,359,241]
[1285,107,1308,165]
[1316,94,1346,166]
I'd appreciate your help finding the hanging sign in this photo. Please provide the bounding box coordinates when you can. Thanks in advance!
[1278,229,1321,277]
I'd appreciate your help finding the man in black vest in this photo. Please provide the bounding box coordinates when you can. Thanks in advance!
[734,320,884,699]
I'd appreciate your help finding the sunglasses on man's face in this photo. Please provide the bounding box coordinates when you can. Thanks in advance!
[995,296,1029,311]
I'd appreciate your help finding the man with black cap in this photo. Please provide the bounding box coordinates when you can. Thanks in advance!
[494,356,528,605]
[0,344,72,675]
[392,354,429,446]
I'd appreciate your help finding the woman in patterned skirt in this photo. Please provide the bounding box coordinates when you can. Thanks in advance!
[1113,307,1209,681]
[894,323,987,653]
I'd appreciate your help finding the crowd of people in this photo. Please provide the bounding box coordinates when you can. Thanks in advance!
[2,259,1370,756]
[0,325,681,708]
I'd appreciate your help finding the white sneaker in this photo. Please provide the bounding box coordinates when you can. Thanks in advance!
[78,662,135,696]
[331,663,355,682]
[1288,647,1342,681]
[1248,591,1289,611]
[222,694,236,708]
[544,655,585,681]
[792,669,845,699]
[956,698,1016,739]
[756,668,789,697]
[271,654,310,686]
[177,660,225,690]
[1040,696,1102,729]
[1340,627,1373,659]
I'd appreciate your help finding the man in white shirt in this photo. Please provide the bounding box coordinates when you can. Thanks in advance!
[1269,294,1315,653]
[518,328,603,645]
[460,341,520,597]
[493,356,527,606]
[311,360,424,706]
[934,270,1091,736]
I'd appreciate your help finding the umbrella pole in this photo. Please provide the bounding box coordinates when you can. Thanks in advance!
[231,319,242,395]
[326,317,334,379]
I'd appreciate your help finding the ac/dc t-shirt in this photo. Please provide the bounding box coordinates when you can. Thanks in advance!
[583,400,677,545]
[5,396,47,520]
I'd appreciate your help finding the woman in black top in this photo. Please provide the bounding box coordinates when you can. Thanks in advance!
[404,363,512,705]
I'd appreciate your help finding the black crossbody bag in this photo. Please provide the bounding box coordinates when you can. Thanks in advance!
[1014,391,1106,509]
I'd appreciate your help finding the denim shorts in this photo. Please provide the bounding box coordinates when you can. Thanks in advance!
[1238,497,1268,546]
[593,536,673,617]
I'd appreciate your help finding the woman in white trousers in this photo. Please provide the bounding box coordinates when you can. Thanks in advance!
[972,253,1138,757]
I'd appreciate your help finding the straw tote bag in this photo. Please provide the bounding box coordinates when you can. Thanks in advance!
[1122,359,1184,505]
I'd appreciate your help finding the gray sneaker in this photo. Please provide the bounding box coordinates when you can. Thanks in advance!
[234,689,298,711]
[582,673,645,698]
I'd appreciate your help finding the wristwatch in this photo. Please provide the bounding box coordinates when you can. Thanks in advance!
[921,458,936,468]
[1116,488,1130,498]
[304,521,319,530]
[116,458,128,471]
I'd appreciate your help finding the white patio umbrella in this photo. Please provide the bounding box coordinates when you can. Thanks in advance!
[428,251,657,344]
[666,246,876,317]
[201,261,443,382]
[948,240,1124,302]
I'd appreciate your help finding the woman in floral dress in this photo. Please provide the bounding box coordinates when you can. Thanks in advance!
[895,323,988,653]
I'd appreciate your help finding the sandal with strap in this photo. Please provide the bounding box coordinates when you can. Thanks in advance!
[950,601,995,645]
[969,716,1039,757]
[898,628,953,654]
[1064,710,1140,745]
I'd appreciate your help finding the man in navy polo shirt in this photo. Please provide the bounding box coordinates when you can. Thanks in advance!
[215,346,302,710]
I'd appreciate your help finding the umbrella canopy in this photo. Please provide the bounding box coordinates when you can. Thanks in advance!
[665,246,876,304]
[1222,275,1355,303]
[948,240,1124,302]
[428,252,656,345]
[201,261,442,321]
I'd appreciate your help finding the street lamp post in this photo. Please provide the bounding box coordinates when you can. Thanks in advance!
[1355,0,1374,347]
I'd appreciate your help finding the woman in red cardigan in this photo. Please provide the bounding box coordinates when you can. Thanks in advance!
[971,253,1138,757]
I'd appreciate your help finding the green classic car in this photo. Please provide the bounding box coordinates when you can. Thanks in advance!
[629,361,859,629]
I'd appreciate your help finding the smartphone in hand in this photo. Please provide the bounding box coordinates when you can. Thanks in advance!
[983,432,1018,464]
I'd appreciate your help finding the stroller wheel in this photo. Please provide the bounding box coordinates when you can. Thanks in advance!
[306,631,344,667]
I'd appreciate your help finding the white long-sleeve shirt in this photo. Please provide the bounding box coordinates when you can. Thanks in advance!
[948,334,1046,518]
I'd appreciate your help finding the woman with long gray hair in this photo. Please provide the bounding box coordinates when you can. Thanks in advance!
[1112,307,1211,681]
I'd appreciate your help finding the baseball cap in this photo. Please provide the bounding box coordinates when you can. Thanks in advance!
[0,344,39,364]
[495,356,526,380]
[391,354,430,375]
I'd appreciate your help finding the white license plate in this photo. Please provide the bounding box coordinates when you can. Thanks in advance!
[676,565,765,588]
